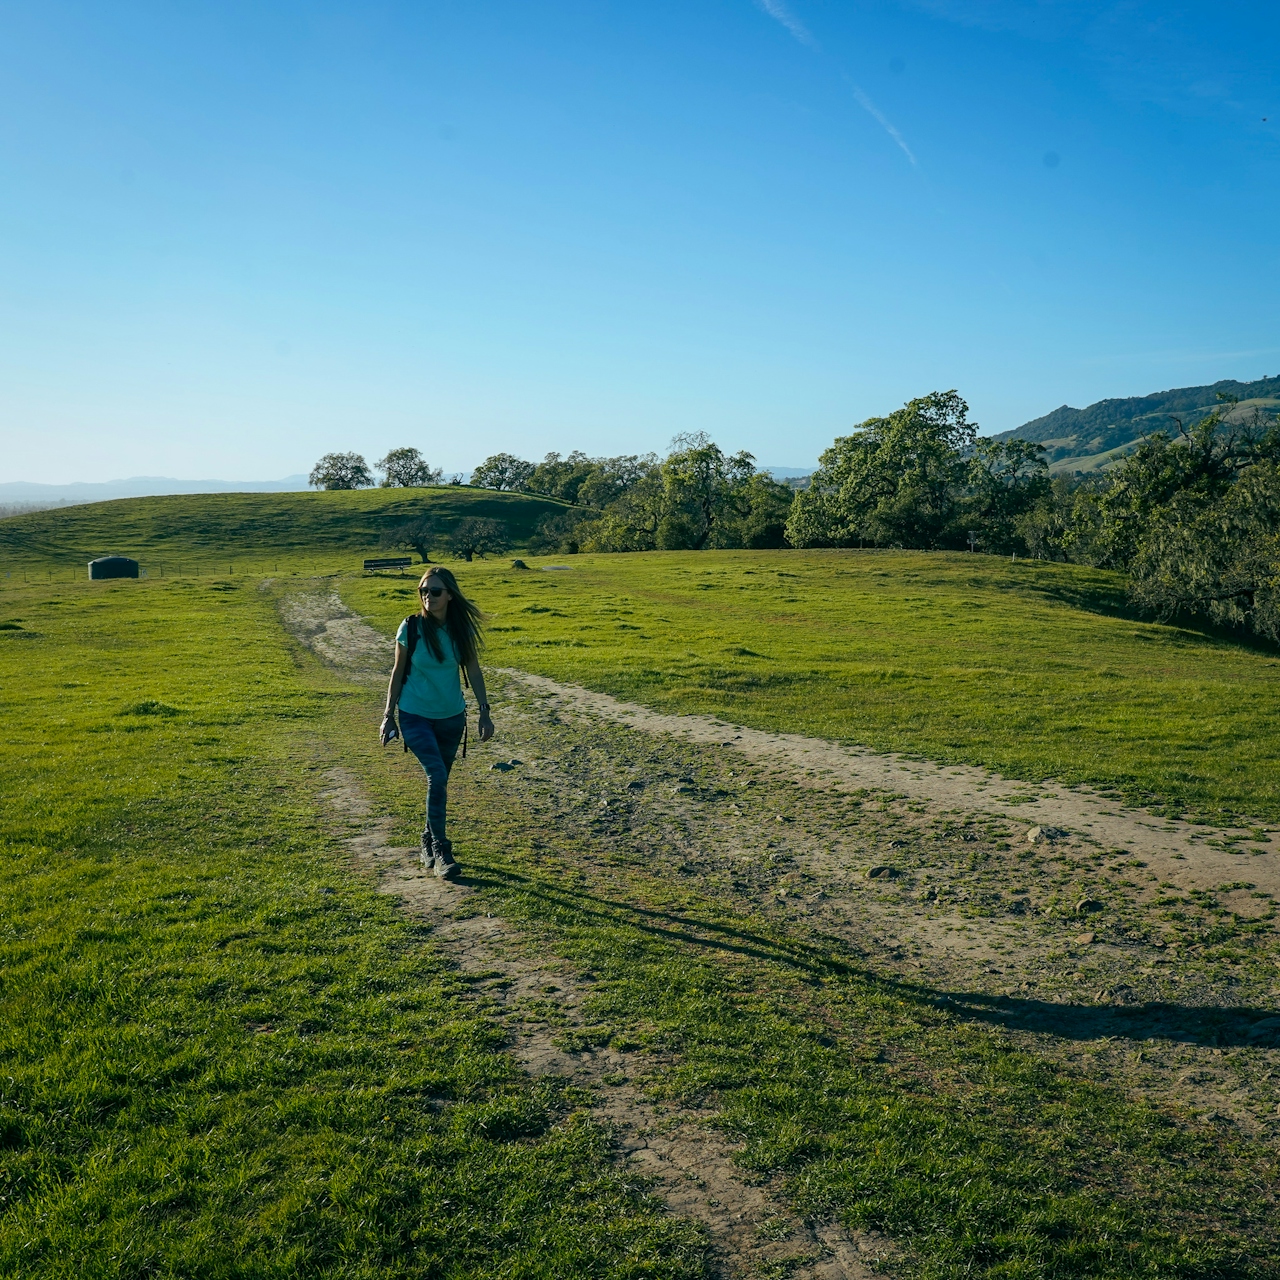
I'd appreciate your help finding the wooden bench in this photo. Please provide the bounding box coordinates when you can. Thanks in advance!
[362,557,413,572]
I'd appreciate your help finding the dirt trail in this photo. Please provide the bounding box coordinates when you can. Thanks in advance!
[496,669,1279,896]
[317,763,883,1279]
[282,585,1280,1130]
[281,586,883,1276]
[279,589,389,678]
[275,583,1278,896]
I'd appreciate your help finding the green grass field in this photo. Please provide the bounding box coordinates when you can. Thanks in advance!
[0,486,567,577]
[0,577,702,1277]
[4,499,1279,1277]
[343,549,1280,824]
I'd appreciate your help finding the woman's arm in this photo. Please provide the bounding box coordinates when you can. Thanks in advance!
[465,657,494,743]
[381,640,410,744]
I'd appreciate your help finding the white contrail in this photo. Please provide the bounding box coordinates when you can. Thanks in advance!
[753,1,919,168]
[849,83,918,166]
[755,0,817,48]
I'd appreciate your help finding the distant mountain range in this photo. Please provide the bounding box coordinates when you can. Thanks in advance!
[2,465,815,510]
[0,473,312,502]
[0,474,312,507]
[996,374,1280,474]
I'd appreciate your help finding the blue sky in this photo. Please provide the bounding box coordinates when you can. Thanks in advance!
[1,0,1277,482]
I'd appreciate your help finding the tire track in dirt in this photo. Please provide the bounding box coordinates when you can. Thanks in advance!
[279,583,1280,1124]
[318,763,884,1279]
[281,585,884,1277]
[498,669,1280,899]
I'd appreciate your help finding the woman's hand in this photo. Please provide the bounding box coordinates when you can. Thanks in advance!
[477,709,494,743]
[380,712,400,747]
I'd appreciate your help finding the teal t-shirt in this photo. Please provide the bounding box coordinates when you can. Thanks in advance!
[396,618,467,719]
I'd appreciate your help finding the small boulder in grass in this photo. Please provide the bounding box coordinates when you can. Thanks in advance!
[1027,825,1068,844]
[511,559,530,569]
[1075,896,1103,915]
[866,865,899,879]
[1073,932,1096,945]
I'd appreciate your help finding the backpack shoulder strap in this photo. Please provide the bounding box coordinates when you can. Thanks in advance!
[400,617,420,753]
[403,615,419,675]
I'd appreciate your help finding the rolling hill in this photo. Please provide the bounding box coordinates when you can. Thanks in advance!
[995,373,1280,473]
[0,485,568,571]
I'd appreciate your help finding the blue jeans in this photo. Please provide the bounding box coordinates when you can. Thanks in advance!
[399,710,467,846]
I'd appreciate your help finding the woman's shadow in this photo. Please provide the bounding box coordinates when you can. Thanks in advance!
[469,865,1280,1050]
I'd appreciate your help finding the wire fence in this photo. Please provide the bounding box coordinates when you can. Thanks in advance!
[0,559,443,587]
[0,561,356,586]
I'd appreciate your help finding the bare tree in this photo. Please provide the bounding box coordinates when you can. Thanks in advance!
[381,517,438,563]
[448,517,509,562]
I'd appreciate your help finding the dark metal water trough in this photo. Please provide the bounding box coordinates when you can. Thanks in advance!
[88,556,139,580]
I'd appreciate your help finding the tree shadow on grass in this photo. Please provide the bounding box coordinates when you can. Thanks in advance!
[463,865,1280,1050]
[1024,573,1280,656]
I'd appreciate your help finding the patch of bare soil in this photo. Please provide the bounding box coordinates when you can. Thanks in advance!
[278,588,389,679]
[316,763,883,1280]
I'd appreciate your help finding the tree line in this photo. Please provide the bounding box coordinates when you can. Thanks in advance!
[471,435,793,554]
[312,388,1280,640]
[311,436,794,557]
[788,388,1280,642]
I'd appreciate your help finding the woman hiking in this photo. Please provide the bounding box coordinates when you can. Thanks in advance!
[380,566,493,879]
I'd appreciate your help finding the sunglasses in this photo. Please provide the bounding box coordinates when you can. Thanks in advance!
[419,586,446,598]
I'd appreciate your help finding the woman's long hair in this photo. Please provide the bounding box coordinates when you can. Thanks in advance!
[418,566,484,668]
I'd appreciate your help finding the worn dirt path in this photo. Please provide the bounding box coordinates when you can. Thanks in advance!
[318,763,883,1279]
[275,585,1279,897]
[281,585,886,1276]
[499,668,1280,895]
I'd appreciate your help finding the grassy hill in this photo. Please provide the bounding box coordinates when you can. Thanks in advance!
[0,485,568,574]
[995,373,1280,474]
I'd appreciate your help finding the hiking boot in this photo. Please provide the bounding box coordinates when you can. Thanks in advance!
[419,832,434,871]
[432,839,460,881]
